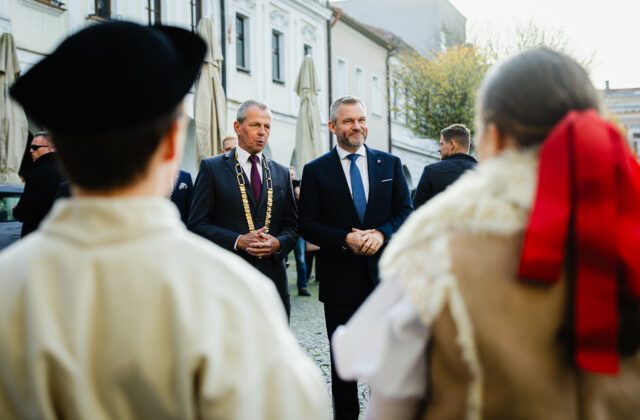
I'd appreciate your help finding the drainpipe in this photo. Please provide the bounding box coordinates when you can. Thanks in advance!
[386,47,393,153]
[326,6,333,148]
[220,0,227,92]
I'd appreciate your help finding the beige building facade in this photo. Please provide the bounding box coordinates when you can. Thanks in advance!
[330,8,389,152]
[602,86,640,158]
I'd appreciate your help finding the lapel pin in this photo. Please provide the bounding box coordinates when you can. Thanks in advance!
[377,159,381,164]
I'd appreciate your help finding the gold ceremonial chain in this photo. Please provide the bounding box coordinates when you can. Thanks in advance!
[234,152,273,233]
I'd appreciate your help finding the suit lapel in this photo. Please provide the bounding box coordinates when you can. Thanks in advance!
[325,147,361,225]
[226,148,258,211]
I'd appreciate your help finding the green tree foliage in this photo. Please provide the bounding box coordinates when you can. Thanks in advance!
[393,45,488,139]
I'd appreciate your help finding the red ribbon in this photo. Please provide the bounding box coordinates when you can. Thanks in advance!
[518,110,640,374]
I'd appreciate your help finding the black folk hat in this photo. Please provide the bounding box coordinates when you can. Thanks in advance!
[10,22,206,134]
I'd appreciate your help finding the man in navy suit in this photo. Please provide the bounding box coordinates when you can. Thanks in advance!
[299,96,413,419]
[188,100,298,318]
[169,169,193,225]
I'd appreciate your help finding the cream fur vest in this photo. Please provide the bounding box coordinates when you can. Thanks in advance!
[380,149,640,420]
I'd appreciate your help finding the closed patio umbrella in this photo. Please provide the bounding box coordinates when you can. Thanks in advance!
[194,17,227,165]
[0,33,28,184]
[292,56,323,176]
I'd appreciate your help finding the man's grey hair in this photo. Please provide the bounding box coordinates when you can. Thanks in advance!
[329,96,366,124]
[222,134,237,145]
[33,131,53,144]
[236,100,270,123]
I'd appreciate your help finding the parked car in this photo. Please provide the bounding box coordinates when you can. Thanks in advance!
[0,184,24,251]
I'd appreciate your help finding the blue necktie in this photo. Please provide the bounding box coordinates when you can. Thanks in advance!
[347,153,367,222]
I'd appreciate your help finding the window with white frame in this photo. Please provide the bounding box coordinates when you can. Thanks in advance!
[190,0,202,33]
[371,75,382,116]
[355,67,365,102]
[95,0,110,19]
[272,31,284,83]
[336,58,347,98]
[147,0,161,25]
[236,14,250,71]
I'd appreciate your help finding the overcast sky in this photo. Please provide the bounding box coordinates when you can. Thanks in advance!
[332,0,639,89]
[449,0,639,89]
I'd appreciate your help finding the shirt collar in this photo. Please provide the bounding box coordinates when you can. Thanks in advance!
[236,146,263,164]
[442,152,477,163]
[336,144,367,160]
[40,198,182,246]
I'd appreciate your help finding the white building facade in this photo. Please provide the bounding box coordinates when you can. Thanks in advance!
[1,0,332,175]
[333,0,465,57]
[224,0,332,168]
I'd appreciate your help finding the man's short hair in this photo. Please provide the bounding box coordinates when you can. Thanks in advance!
[236,100,269,123]
[329,96,366,124]
[222,135,237,145]
[440,124,471,150]
[51,105,182,191]
[33,131,53,145]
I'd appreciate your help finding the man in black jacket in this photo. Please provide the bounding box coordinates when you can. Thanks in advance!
[412,123,477,210]
[13,132,64,237]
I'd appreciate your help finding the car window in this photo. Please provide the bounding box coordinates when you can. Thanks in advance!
[0,194,21,222]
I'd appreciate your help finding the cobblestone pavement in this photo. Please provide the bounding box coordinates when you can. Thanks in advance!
[287,262,369,419]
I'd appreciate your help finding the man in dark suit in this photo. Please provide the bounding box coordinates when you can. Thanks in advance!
[189,100,298,318]
[169,169,192,225]
[299,96,413,420]
[412,123,477,210]
[13,132,64,237]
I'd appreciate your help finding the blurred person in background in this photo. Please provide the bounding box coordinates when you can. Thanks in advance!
[333,48,640,420]
[12,131,64,237]
[289,166,310,296]
[221,134,238,154]
[412,123,477,210]
[169,169,193,225]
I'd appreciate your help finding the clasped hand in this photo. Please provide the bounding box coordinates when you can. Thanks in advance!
[345,228,384,256]
[237,227,281,258]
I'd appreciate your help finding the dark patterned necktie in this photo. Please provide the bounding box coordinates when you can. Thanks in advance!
[249,155,262,201]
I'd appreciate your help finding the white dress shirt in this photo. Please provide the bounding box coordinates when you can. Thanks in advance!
[336,144,369,201]
[236,146,264,184]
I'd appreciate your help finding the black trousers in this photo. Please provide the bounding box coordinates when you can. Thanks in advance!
[324,272,374,420]
[305,250,319,281]
[281,294,291,322]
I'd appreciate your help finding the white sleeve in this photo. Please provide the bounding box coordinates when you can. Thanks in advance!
[331,279,430,400]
